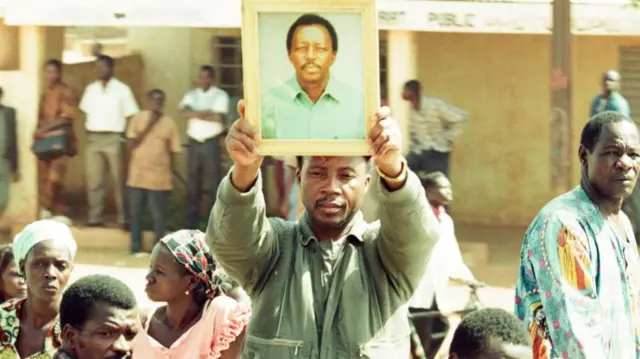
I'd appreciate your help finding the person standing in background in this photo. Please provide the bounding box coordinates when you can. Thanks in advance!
[126,89,181,256]
[590,70,630,117]
[402,80,468,178]
[591,70,640,242]
[90,42,102,59]
[179,65,229,229]
[0,87,19,215]
[34,59,78,225]
[80,55,139,228]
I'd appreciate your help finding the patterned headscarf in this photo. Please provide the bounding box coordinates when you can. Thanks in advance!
[160,230,221,299]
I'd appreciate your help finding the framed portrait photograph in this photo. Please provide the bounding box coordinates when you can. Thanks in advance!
[241,0,379,156]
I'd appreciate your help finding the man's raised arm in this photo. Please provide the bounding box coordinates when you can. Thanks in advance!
[374,166,440,299]
[367,107,440,299]
[206,101,278,295]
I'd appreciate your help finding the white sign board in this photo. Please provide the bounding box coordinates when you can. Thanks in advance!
[4,0,640,35]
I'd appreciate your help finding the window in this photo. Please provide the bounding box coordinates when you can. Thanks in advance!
[213,36,243,97]
[620,46,640,120]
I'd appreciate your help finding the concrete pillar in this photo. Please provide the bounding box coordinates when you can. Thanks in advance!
[363,30,417,223]
[0,26,64,229]
[386,30,417,155]
[0,19,20,70]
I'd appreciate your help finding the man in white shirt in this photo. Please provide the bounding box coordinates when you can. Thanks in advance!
[79,55,140,228]
[178,65,230,229]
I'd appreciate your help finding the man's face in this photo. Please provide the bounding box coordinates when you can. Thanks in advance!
[426,176,453,206]
[289,24,336,85]
[44,65,61,86]
[298,156,370,228]
[23,240,73,302]
[581,121,640,200]
[146,92,165,113]
[197,70,213,89]
[64,302,140,359]
[95,60,111,80]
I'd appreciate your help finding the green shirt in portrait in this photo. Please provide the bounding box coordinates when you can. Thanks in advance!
[261,76,365,140]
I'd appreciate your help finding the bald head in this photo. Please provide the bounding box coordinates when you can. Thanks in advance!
[603,70,621,93]
[604,70,620,82]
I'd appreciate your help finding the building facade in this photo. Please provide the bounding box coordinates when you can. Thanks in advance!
[2,0,640,227]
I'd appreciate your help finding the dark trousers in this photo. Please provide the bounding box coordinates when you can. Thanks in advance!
[187,136,223,229]
[407,149,451,178]
[129,187,167,253]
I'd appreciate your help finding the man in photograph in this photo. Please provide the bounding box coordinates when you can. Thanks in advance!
[261,13,364,140]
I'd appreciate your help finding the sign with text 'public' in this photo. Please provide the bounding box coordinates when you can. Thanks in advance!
[4,0,640,35]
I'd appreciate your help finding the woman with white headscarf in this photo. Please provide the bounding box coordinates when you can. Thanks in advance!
[0,219,77,358]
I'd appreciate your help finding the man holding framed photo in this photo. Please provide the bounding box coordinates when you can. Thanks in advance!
[261,13,365,140]
[209,100,439,358]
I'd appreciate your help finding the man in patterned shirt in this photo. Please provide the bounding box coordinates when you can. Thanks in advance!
[515,111,640,359]
[402,80,468,178]
[53,275,140,359]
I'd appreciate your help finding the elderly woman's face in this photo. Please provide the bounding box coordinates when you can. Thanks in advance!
[23,240,73,301]
[145,244,193,303]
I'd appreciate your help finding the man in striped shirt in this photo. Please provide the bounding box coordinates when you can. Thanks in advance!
[402,80,469,178]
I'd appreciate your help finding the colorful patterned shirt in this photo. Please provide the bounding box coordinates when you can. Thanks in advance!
[0,298,62,359]
[515,186,640,359]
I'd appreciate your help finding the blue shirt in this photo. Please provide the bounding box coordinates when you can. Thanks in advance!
[260,76,365,140]
[590,92,630,118]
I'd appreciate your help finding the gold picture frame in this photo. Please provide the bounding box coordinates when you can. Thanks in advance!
[241,0,379,156]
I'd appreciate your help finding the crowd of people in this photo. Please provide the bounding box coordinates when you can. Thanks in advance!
[0,220,250,358]
[0,95,540,359]
[0,81,639,359]
[0,19,638,359]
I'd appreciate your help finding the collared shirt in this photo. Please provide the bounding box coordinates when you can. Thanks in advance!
[515,186,640,359]
[260,76,365,140]
[179,86,229,142]
[590,91,630,118]
[0,297,62,358]
[208,168,440,359]
[408,96,468,154]
[125,111,181,191]
[410,206,475,313]
[79,78,140,133]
